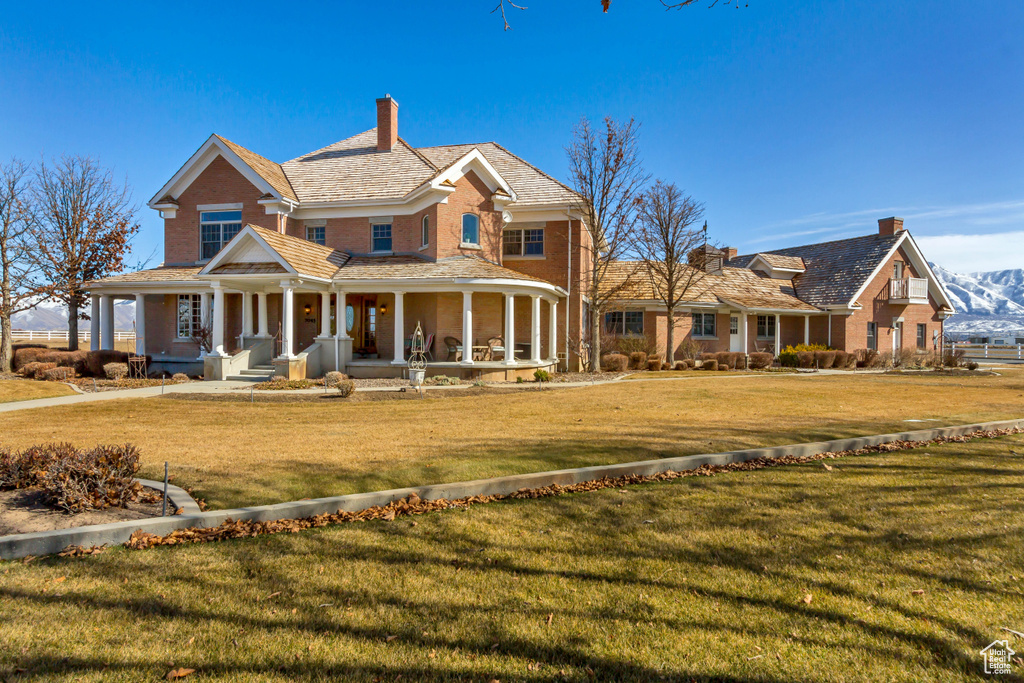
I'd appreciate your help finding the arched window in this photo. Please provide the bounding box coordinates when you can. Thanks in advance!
[421,215,429,247]
[461,213,479,245]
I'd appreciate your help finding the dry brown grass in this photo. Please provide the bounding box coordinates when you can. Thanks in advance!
[2,369,1023,509]
[0,379,75,404]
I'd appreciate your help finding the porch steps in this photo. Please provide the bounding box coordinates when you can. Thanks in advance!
[226,365,276,382]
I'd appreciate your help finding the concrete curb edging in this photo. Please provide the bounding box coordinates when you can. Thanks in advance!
[136,479,203,515]
[2,417,1021,561]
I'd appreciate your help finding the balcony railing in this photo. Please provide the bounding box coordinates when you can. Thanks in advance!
[890,277,928,302]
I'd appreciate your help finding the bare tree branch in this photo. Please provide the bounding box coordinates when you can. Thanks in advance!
[566,116,650,372]
[491,0,527,30]
[0,158,43,373]
[28,155,140,351]
[634,180,708,362]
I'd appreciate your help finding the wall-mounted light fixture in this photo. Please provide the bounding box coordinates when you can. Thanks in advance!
[304,303,313,315]
[380,302,388,315]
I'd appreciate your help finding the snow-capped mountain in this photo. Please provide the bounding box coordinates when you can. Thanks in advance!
[10,301,135,331]
[930,264,1024,337]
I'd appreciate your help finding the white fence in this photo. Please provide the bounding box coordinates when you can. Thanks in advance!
[951,342,1024,361]
[8,330,135,343]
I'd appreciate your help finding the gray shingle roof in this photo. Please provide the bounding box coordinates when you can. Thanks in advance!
[728,233,903,307]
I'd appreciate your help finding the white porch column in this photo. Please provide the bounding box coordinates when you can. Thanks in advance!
[242,292,254,338]
[256,292,269,338]
[319,291,331,338]
[503,293,517,366]
[90,295,100,352]
[391,291,405,365]
[530,295,542,363]
[211,284,226,357]
[199,291,211,356]
[100,295,114,351]
[740,313,749,354]
[548,299,558,362]
[774,313,781,355]
[461,290,474,365]
[134,294,146,356]
[279,283,294,358]
[804,315,810,345]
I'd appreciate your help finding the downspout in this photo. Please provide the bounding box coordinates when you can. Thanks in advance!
[827,311,832,347]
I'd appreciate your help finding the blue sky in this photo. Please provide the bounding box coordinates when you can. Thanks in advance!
[2,1,1022,273]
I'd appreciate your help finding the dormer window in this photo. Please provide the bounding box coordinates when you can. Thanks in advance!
[461,214,479,246]
[200,211,242,260]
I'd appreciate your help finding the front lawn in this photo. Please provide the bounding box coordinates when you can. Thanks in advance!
[0,369,1022,508]
[1,434,1022,681]
[0,378,75,404]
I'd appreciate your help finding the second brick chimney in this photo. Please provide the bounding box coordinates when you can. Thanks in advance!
[878,217,905,235]
[724,247,738,261]
[376,95,398,152]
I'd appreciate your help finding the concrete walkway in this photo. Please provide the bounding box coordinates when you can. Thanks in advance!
[0,380,255,413]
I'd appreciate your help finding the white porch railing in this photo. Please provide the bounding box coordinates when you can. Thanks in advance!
[890,277,928,301]
[951,342,1024,361]
[7,330,135,342]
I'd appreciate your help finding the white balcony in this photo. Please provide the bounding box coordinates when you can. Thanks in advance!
[890,277,929,304]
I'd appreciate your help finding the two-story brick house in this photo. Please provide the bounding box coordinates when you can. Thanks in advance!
[85,96,591,380]
[602,217,956,360]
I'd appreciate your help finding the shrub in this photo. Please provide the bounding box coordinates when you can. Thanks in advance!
[0,442,143,513]
[86,350,132,377]
[601,353,629,372]
[646,359,662,371]
[44,367,74,382]
[335,379,356,397]
[19,362,57,380]
[719,363,730,371]
[614,334,657,357]
[103,362,129,380]
[699,353,717,362]
[716,352,744,369]
[426,374,461,386]
[966,361,979,371]
[533,369,551,382]
[171,373,190,383]
[673,361,686,370]
[702,359,718,371]
[324,371,348,388]
[943,348,965,368]
[814,350,837,369]
[747,352,773,369]
[648,354,664,365]
[795,351,815,369]
[684,359,695,369]
[12,346,53,371]
[674,338,706,361]
[661,362,671,370]
[628,352,648,370]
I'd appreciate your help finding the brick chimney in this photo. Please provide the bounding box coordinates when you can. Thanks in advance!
[878,217,905,235]
[376,95,398,152]
[724,247,738,261]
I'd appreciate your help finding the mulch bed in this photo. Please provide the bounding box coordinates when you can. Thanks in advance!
[120,426,1022,552]
[161,385,542,403]
[0,488,167,538]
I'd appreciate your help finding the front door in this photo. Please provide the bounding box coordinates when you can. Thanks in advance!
[729,315,742,352]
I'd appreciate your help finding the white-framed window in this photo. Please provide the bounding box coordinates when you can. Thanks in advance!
[177,294,203,339]
[306,225,326,245]
[893,261,905,279]
[756,315,776,339]
[605,310,644,336]
[200,210,242,260]
[917,323,927,349]
[372,223,392,252]
[461,213,479,245]
[421,215,429,247]
[692,312,716,338]
[730,316,739,335]
[867,321,878,351]
[503,228,544,257]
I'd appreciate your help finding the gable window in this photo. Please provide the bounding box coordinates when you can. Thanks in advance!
[605,311,644,336]
[200,211,242,260]
[371,223,392,253]
[756,314,776,339]
[692,312,716,338]
[461,214,479,246]
[917,323,927,349]
[177,294,203,339]
[867,322,878,351]
[306,225,326,245]
[421,215,429,248]
[503,228,544,257]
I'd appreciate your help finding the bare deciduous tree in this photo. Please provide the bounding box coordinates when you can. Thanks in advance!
[566,116,650,372]
[634,180,707,363]
[0,159,40,373]
[492,0,743,29]
[29,155,140,351]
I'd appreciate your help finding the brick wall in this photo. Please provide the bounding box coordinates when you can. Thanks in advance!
[435,172,503,260]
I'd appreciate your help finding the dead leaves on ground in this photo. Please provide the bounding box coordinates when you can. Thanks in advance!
[124,427,1023,552]
[166,667,195,680]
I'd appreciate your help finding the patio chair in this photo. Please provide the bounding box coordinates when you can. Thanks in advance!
[424,333,434,362]
[444,336,462,362]
[484,336,503,361]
